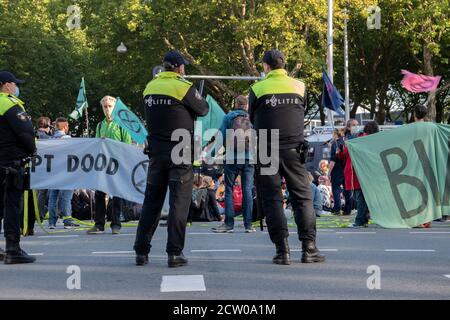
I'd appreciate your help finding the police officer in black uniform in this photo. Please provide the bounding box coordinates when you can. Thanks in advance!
[134,51,209,267]
[0,71,36,264]
[249,50,325,265]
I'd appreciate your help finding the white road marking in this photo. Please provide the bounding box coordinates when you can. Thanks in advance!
[29,253,44,256]
[384,249,436,252]
[91,251,134,254]
[291,249,338,252]
[444,275,450,279]
[191,249,241,252]
[37,235,79,239]
[409,231,450,234]
[161,275,206,293]
[188,232,233,235]
[336,232,377,234]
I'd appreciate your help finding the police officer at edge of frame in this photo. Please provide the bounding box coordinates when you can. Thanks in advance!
[133,51,209,267]
[248,50,325,265]
[0,71,37,264]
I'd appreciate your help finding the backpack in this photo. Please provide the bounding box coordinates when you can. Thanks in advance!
[231,114,252,151]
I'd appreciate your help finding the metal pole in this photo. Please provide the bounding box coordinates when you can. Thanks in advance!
[184,75,263,81]
[84,106,89,137]
[344,8,350,122]
[199,79,205,95]
[327,0,334,127]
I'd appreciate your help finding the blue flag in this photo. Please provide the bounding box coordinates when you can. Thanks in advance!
[111,98,148,144]
[194,94,226,147]
[321,68,344,116]
[69,77,88,120]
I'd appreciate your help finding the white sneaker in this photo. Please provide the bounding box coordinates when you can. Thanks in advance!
[245,227,256,233]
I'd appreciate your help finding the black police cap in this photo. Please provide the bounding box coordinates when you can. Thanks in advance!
[0,71,25,84]
[163,50,190,68]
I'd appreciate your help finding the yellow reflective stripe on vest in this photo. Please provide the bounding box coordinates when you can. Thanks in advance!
[0,93,25,116]
[251,69,305,98]
[143,72,192,101]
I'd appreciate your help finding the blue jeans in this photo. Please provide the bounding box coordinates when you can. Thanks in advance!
[331,175,352,214]
[48,190,74,225]
[354,189,369,226]
[224,164,254,229]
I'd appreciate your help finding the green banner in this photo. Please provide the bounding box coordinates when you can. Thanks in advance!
[346,122,448,228]
[111,97,148,144]
[194,94,225,147]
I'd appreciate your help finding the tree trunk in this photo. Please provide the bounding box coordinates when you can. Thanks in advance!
[423,45,436,122]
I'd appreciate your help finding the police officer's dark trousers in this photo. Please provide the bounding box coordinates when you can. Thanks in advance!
[257,148,316,245]
[134,151,194,256]
[0,163,24,253]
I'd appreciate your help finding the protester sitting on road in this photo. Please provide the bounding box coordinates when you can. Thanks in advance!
[189,175,222,223]
[338,121,379,228]
[308,173,323,217]
[87,95,132,235]
[318,159,329,176]
[317,175,332,213]
[71,189,95,221]
[47,118,79,229]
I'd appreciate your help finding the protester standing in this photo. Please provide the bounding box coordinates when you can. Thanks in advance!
[86,96,132,235]
[47,118,80,229]
[212,95,255,233]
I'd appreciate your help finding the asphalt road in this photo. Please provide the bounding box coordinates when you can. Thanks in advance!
[1,220,449,300]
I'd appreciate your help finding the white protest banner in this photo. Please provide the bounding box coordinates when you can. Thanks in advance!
[31,138,149,204]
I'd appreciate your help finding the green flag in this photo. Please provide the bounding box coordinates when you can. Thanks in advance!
[111,97,148,144]
[346,122,449,228]
[69,77,88,120]
[194,94,225,147]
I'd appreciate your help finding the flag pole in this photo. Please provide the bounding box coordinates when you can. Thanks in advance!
[327,0,335,128]
[85,105,89,137]
[82,77,89,137]
[344,8,350,123]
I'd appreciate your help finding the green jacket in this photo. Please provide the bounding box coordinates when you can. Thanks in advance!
[95,119,132,144]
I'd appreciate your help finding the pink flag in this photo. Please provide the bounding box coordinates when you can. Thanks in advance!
[401,70,442,93]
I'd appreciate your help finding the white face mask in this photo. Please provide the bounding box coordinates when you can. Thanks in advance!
[350,127,359,136]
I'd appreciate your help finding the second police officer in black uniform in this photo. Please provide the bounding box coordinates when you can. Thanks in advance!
[134,51,209,267]
[249,50,326,265]
[0,71,37,264]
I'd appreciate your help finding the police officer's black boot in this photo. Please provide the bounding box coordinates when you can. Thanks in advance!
[0,248,5,262]
[4,249,36,264]
[135,254,149,266]
[168,252,188,268]
[272,238,291,265]
[301,240,325,263]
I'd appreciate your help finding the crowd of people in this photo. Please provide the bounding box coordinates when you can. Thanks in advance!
[2,49,445,267]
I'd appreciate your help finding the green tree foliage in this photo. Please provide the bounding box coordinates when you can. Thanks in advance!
[0,0,448,131]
